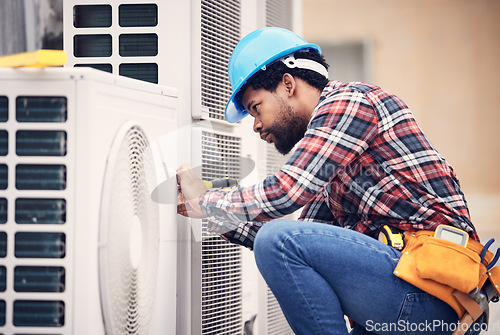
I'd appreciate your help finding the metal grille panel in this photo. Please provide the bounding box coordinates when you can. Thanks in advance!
[200,130,242,334]
[200,0,241,120]
[267,288,294,334]
[266,0,293,29]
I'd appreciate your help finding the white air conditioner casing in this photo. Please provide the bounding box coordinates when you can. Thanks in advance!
[0,68,178,335]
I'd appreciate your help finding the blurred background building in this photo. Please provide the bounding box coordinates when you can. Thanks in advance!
[303,0,500,239]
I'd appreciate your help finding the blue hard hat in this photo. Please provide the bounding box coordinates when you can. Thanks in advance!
[225,27,322,123]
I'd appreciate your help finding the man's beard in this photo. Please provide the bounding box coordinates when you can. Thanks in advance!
[264,99,309,155]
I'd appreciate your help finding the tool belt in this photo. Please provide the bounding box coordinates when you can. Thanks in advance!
[392,228,500,334]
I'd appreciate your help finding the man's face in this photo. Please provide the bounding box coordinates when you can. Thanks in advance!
[241,85,309,155]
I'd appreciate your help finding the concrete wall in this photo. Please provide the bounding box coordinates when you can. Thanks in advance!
[303,0,500,237]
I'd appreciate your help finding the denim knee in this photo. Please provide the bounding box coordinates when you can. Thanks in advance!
[254,220,278,260]
[254,220,295,266]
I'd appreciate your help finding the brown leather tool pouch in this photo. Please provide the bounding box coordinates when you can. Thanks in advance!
[393,230,493,318]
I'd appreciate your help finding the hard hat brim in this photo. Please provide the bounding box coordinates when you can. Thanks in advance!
[224,43,322,123]
[225,95,247,123]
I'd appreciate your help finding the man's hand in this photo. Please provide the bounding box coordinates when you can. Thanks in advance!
[176,163,208,218]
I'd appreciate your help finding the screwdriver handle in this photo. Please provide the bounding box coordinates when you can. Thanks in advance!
[203,178,239,189]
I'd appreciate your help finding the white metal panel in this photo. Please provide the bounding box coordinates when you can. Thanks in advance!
[0,67,178,335]
[63,0,173,85]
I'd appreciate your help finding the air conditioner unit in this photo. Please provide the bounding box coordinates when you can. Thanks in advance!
[0,67,178,335]
[63,0,172,85]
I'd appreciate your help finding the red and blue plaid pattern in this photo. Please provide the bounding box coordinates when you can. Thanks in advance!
[201,81,478,249]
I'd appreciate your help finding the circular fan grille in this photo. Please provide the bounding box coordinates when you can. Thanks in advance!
[99,123,159,335]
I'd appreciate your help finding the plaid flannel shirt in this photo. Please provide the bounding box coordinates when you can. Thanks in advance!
[200,81,477,249]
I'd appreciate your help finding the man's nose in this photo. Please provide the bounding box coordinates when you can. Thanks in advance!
[253,118,262,133]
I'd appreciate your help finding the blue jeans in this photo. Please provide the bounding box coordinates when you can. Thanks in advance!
[254,220,480,335]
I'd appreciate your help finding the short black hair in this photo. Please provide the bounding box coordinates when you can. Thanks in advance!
[237,49,329,103]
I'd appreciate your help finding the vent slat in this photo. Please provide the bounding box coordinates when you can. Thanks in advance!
[74,63,113,73]
[74,34,112,58]
[13,300,65,327]
[0,130,7,156]
[119,63,158,84]
[15,266,65,292]
[16,164,66,190]
[0,266,5,292]
[0,198,6,223]
[119,4,158,27]
[119,34,158,57]
[16,96,67,123]
[73,4,112,28]
[0,96,7,122]
[0,300,5,326]
[16,130,67,156]
[0,232,6,258]
[15,198,66,224]
[15,232,66,259]
[0,165,6,190]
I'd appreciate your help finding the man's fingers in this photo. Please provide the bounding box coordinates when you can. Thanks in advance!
[177,203,187,215]
[176,187,195,218]
[176,162,193,178]
[176,162,206,219]
[176,186,185,214]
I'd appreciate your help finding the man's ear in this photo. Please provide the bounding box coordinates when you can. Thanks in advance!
[282,73,296,97]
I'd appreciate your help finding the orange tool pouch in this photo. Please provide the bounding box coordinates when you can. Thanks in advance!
[393,230,500,318]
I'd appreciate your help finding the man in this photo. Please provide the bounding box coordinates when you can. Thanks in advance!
[177,27,480,334]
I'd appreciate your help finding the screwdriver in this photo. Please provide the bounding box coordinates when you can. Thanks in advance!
[202,178,239,189]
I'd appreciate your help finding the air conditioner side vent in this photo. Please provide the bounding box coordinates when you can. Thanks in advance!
[0,92,69,331]
[200,0,241,121]
[199,130,243,334]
